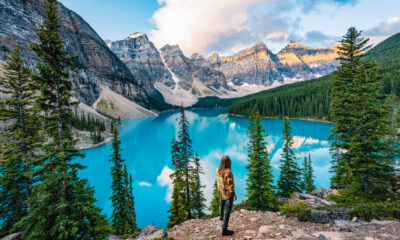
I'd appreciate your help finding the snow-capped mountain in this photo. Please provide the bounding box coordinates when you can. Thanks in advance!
[108,34,339,107]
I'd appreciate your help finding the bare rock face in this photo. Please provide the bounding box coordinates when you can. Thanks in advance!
[208,42,286,86]
[109,34,228,96]
[159,44,193,90]
[279,41,339,78]
[0,0,148,107]
[0,233,22,240]
[135,225,168,240]
[109,33,175,93]
[208,40,339,87]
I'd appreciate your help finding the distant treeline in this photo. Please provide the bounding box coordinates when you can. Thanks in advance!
[228,76,332,119]
[68,110,106,132]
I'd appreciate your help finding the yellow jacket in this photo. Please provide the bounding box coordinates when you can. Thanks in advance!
[216,169,234,200]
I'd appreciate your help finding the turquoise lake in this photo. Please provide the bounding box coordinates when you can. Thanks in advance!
[77,108,333,228]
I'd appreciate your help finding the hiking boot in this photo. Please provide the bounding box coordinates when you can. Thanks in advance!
[222,228,234,236]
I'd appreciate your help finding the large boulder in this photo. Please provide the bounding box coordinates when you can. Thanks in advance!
[310,209,349,223]
[310,187,339,199]
[295,192,336,207]
[135,225,168,240]
[108,235,121,240]
[0,233,22,240]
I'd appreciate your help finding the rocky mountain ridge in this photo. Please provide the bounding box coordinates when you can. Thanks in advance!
[0,0,154,119]
[108,33,339,106]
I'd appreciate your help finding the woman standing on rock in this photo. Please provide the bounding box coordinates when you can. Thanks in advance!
[216,155,237,236]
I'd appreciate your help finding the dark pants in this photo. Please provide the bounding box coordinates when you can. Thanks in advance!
[220,197,233,229]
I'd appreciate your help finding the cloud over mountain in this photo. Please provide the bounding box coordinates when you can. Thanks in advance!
[149,0,271,55]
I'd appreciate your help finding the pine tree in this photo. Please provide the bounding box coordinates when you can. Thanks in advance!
[209,182,220,217]
[176,104,194,219]
[245,111,277,210]
[301,154,316,193]
[167,183,186,228]
[191,153,206,219]
[123,164,137,234]
[277,117,302,198]
[167,136,186,227]
[16,1,108,238]
[330,27,396,200]
[109,128,136,236]
[329,27,372,188]
[0,47,42,237]
[346,49,396,200]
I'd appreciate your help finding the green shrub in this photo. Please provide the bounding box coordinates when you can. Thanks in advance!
[279,193,310,218]
[297,208,311,222]
[153,237,174,240]
[349,201,400,221]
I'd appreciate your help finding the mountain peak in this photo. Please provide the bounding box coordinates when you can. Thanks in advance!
[253,41,268,50]
[190,52,204,59]
[281,41,312,53]
[209,51,219,58]
[126,32,146,40]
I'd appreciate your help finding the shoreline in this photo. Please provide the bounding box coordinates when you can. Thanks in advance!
[78,137,113,150]
[228,113,332,123]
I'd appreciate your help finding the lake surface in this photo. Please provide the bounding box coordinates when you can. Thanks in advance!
[77,108,333,228]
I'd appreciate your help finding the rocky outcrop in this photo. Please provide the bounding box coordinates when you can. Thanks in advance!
[0,233,22,240]
[310,187,339,199]
[135,225,168,240]
[295,192,336,208]
[108,33,174,93]
[0,0,148,108]
[167,209,400,239]
[310,209,349,223]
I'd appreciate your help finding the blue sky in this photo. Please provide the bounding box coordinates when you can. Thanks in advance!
[59,0,400,55]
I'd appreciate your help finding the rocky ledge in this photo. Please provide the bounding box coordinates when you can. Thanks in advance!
[166,209,400,240]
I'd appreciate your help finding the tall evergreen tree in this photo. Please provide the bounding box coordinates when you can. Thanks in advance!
[277,117,302,197]
[0,47,42,237]
[176,104,194,219]
[16,1,108,238]
[245,111,276,210]
[329,27,372,188]
[167,183,186,228]
[167,136,186,227]
[123,164,137,234]
[330,27,397,200]
[109,128,136,236]
[191,153,206,219]
[301,154,316,193]
[209,182,220,217]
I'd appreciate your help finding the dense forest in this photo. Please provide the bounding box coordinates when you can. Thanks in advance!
[225,32,400,119]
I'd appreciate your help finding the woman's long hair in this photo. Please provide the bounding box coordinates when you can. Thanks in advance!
[217,155,232,176]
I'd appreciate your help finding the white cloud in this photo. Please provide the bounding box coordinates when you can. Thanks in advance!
[157,166,174,202]
[138,181,152,187]
[305,137,319,145]
[264,31,290,42]
[266,142,276,153]
[364,17,400,46]
[292,136,306,149]
[149,0,270,54]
